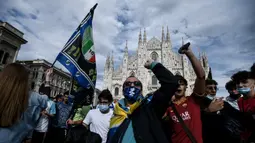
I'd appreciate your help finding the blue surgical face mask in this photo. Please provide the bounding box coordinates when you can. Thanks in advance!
[237,87,251,95]
[123,87,141,102]
[98,104,109,112]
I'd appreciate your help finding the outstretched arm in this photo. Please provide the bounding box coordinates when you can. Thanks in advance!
[182,47,206,96]
[144,60,178,118]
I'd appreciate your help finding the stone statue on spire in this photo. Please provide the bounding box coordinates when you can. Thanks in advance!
[124,40,128,53]
[166,26,170,42]
[161,26,165,42]
[111,50,114,68]
[138,28,142,44]
[143,28,147,43]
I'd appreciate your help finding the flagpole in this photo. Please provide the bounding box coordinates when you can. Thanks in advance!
[51,60,57,68]
[69,77,74,95]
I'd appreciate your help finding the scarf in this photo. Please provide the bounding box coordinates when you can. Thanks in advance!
[110,100,141,128]
[107,99,142,142]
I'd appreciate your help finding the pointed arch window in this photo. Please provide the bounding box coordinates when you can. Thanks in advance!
[0,50,4,64]
[130,71,135,76]
[152,75,157,85]
[31,82,35,90]
[115,87,119,96]
[203,58,206,67]
[151,52,158,61]
[2,52,9,64]
[175,71,181,76]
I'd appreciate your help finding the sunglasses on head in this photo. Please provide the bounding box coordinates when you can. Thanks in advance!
[124,81,142,87]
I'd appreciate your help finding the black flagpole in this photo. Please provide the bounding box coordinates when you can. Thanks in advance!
[64,4,98,142]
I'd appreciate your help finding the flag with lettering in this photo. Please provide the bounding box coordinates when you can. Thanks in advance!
[55,4,98,91]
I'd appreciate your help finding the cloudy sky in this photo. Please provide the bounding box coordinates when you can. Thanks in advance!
[1,0,254,96]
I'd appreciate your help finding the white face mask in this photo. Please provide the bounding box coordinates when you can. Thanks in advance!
[206,95,214,100]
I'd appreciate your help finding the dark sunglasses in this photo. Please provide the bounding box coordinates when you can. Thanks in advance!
[124,81,142,87]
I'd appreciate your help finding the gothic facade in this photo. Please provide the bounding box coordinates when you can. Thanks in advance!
[18,59,72,97]
[0,21,27,71]
[103,27,210,100]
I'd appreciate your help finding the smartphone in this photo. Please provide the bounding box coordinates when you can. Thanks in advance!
[178,42,190,54]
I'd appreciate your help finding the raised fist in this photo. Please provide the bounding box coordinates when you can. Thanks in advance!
[45,68,53,77]
[144,59,153,69]
[178,42,192,54]
[45,68,53,82]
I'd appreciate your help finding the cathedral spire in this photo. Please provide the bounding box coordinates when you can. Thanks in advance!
[202,51,207,58]
[198,47,202,59]
[107,53,110,61]
[110,51,114,69]
[207,67,213,80]
[161,26,165,42]
[166,26,170,42]
[138,28,142,44]
[143,28,147,43]
[125,40,128,53]
[111,50,114,61]
[105,53,110,70]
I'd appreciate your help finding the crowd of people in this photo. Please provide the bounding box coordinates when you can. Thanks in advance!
[0,43,254,143]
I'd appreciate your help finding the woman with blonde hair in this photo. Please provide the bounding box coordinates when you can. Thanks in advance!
[0,63,51,143]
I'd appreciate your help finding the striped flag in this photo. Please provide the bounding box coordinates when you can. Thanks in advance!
[55,4,98,92]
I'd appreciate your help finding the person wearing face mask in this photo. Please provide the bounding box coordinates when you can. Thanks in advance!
[201,79,244,143]
[106,59,179,143]
[205,79,218,100]
[232,70,255,142]
[232,71,255,111]
[225,80,241,110]
[82,89,113,143]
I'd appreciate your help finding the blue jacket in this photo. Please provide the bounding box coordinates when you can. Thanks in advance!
[0,91,48,143]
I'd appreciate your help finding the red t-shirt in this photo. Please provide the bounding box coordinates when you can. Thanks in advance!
[237,97,255,141]
[238,97,255,112]
[166,96,203,143]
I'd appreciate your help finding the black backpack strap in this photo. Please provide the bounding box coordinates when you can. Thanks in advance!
[171,102,197,143]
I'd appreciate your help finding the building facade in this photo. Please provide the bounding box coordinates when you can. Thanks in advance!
[103,27,210,100]
[18,59,72,97]
[0,21,27,71]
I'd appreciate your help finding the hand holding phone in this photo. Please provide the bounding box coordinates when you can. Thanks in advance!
[178,42,191,54]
